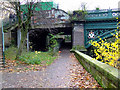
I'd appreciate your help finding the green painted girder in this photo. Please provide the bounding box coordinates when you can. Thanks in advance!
[85,17,117,21]
[85,22,117,26]
[85,29,117,48]
[85,22,117,29]
[85,25,117,29]
[84,15,118,48]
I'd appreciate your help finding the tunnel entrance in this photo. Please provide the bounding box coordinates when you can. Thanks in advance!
[29,27,73,51]
[57,35,72,50]
[29,29,48,51]
[55,27,73,50]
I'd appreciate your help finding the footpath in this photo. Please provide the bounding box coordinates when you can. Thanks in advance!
[2,49,101,88]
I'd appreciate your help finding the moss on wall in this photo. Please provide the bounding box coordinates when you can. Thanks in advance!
[70,50,120,88]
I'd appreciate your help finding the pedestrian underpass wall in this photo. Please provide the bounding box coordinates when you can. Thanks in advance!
[72,23,84,46]
[70,50,120,88]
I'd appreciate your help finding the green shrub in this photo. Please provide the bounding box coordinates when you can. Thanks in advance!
[5,46,18,60]
[19,51,57,65]
[48,33,63,56]
[5,47,57,66]
[90,31,119,69]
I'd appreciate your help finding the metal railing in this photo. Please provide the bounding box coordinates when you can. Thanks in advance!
[85,9,120,20]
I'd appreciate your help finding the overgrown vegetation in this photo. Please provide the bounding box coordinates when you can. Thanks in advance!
[70,10,87,21]
[48,32,63,56]
[72,45,87,51]
[69,3,87,21]
[5,46,57,66]
[90,30,120,69]
[19,51,57,65]
[48,34,59,56]
[5,46,18,60]
[5,32,62,66]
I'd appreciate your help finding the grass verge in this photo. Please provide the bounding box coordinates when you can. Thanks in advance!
[5,46,57,66]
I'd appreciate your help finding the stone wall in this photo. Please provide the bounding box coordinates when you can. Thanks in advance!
[70,50,120,88]
[4,32,11,47]
[0,31,11,48]
[72,23,84,46]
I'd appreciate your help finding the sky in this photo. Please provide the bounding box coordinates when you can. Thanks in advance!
[19,0,120,11]
[48,0,120,11]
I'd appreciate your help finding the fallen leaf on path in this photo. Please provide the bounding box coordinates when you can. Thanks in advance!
[69,54,102,88]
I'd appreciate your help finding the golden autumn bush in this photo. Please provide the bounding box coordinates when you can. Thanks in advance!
[90,29,120,69]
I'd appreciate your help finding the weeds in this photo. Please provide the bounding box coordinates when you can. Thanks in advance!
[5,47,57,66]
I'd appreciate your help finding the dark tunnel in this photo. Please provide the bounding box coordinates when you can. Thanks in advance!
[29,29,49,51]
[29,27,73,51]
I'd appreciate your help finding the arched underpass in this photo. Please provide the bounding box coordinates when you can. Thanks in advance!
[29,27,73,51]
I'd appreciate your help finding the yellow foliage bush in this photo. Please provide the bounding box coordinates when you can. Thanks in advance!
[90,30,120,69]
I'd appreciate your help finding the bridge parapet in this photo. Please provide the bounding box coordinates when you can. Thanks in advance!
[31,8,70,28]
[3,8,71,30]
[72,8,119,49]
[85,9,120,21]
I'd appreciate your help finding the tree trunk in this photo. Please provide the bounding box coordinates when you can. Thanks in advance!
[15,29,28,60]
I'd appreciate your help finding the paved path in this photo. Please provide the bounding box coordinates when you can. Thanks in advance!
[2,49,75,88]
[2,49,100,88]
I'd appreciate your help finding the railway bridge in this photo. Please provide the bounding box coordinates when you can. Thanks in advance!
[0,8,119,66]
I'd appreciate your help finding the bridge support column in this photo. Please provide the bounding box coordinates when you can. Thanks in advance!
[73,23,84,46]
